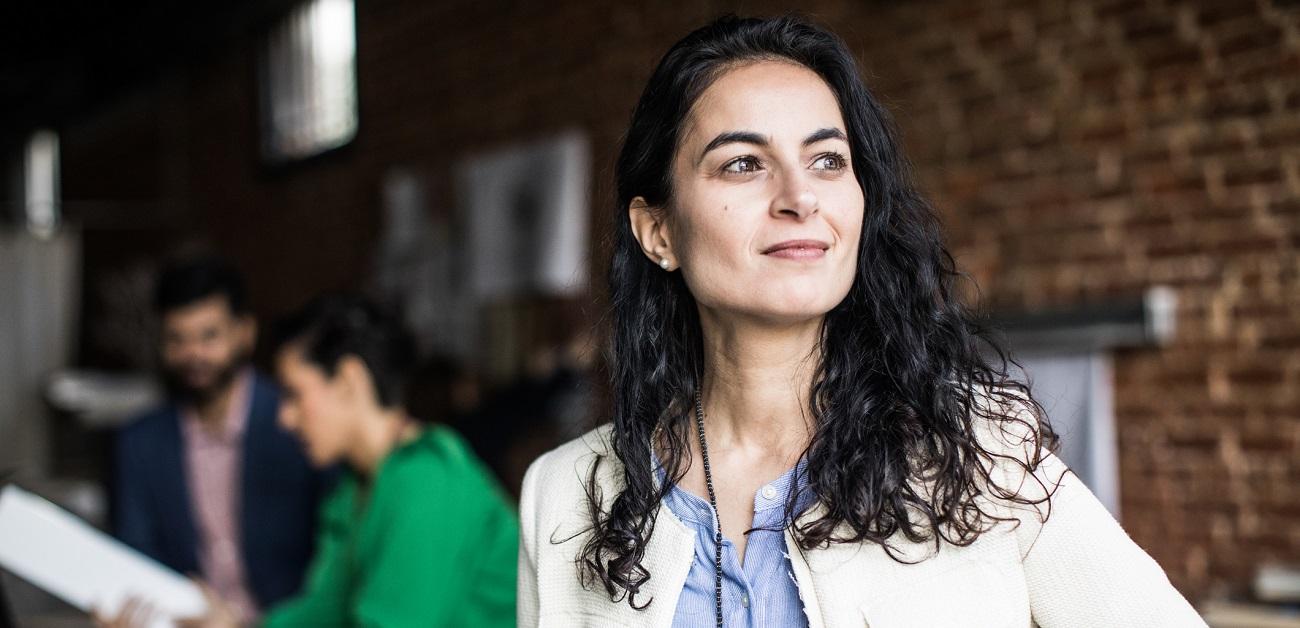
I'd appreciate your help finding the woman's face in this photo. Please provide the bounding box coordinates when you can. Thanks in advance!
[639,60,865,326]
[275,346,354,467]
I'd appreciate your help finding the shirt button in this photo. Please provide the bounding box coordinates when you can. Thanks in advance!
[742,593,750,608]
[761,485,777,500]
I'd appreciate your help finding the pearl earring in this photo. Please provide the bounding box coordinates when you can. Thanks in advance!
[659,257,671,270]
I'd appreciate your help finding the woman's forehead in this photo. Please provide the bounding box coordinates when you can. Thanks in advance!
[682,60,846,149]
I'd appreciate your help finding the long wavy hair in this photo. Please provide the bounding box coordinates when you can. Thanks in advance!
[579,14,1059,609]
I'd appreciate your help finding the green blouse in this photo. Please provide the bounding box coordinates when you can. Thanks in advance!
[263,426,517,627]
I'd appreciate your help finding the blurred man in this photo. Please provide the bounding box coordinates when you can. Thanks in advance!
[113,256,326,622]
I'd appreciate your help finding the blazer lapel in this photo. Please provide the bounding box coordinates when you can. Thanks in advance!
[156,404,200,573]
[557,441,696,627]
[237,375,274,571]
[635,503,696,627]
[788,502,945,628]
[785,527,827,628]
[568,504,693,627]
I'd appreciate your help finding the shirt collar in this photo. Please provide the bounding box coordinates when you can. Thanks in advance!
[652,449,814,527]
[181,367,254,444]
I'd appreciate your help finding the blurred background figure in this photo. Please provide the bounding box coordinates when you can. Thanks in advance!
[99,294,517,627]
[254,294,514,627]
[113,256,327,624]
[0,0,1298,625]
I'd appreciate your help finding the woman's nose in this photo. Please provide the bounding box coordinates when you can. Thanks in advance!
[771,171,820,220]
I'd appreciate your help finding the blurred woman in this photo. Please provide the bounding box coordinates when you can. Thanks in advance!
[517,15,1204,628]
[265,295,517,626]
[197,294,517,627]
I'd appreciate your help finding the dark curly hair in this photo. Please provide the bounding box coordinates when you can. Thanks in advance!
[578,14,1060,610]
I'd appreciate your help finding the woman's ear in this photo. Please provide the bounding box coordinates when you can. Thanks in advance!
[628,197,677,271]
[335,355,376,406]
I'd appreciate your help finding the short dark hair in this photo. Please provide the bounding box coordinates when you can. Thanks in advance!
[272,294,416,408]
[155,256,248,316]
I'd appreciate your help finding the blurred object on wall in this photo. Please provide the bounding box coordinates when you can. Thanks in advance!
[21,130,60,239]
[457,131,592,382]
[458,130,590,302]
[0,228,80,480]
[85,261,157,372]
[993,286,1178,353]
[373,168,473,362]
[994,286,1180,517]
[1201,601,1300,628]
[260,0,358,163]
[1256,565,1300,605]
[43,370,161,429]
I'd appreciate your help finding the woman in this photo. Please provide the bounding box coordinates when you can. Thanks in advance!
[518,15,1205,628]
[200,295,517,627]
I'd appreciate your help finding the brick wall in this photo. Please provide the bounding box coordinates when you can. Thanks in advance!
[58,0,1298,602]
[838,0,1300,601]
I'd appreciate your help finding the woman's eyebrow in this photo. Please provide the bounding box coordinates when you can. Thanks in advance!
[699,130,768,164]
[803,127,847,146]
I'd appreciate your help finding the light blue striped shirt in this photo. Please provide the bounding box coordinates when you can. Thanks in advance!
[656,457,814,627]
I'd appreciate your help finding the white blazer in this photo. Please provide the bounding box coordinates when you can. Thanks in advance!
[518,414,1207,627]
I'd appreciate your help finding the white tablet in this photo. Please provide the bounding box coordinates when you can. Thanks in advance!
[0,485,207,627]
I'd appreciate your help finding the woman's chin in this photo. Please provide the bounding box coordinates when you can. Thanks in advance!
[751,292,845,324]
[732,302,839,328]
[305,445,338,469]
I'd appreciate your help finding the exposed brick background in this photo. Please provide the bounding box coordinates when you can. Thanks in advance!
[846,0,1300,602]
[55,0,1299,603]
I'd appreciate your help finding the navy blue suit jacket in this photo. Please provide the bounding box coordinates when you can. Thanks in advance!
[113,372,327,610]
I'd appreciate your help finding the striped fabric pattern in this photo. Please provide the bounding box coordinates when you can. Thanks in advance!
[656,458,814,628]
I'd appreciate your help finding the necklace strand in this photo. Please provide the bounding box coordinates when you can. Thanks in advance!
[693,387,725,628]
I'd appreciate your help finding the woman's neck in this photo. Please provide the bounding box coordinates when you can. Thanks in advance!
[696,310,820,457]
[347,406,416,477]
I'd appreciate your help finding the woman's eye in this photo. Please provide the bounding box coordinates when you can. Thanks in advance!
[722,156,761,174]
[812,153,847,171]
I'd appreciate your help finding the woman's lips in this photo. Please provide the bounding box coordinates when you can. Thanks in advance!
[762,239,829,259]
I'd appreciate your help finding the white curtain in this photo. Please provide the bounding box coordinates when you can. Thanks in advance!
[0,229,80,479]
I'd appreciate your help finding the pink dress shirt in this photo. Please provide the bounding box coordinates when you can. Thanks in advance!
[181,368,261,622]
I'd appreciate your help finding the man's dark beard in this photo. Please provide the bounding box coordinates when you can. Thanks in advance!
[162,357,247,407]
